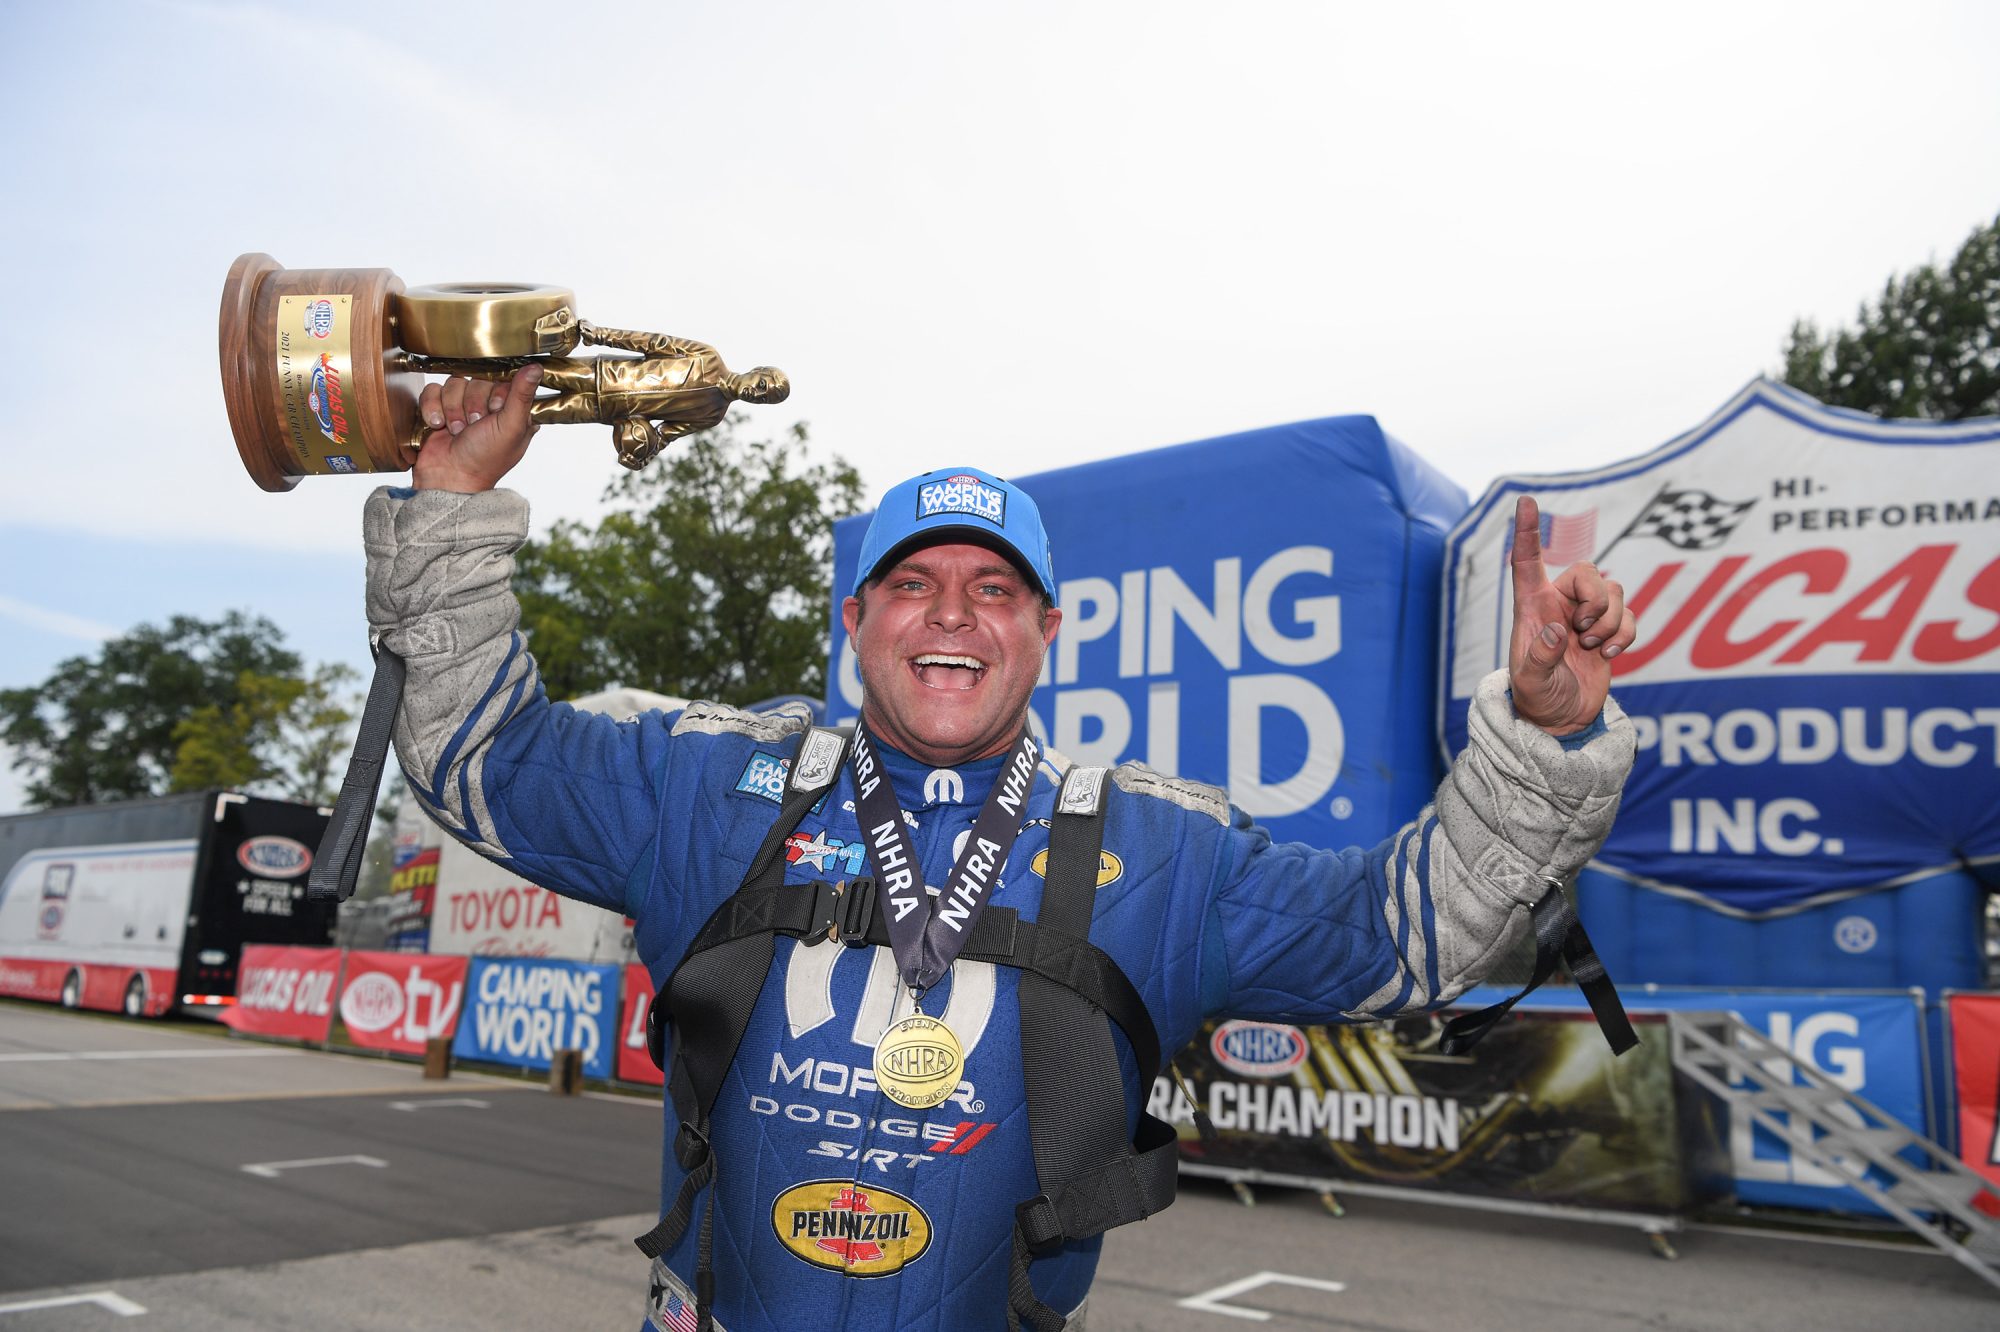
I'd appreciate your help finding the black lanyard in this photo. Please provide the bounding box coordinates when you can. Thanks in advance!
[849,724,1040,994]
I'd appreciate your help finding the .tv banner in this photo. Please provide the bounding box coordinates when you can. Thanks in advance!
[337,950,469,1055]
[1442,379,2000,915]
[452,956,618,1078]
[1153,1011,1706,1214]
[223,944,340,1042]
[618,963,664,1086]
[1949,992,2000,1216]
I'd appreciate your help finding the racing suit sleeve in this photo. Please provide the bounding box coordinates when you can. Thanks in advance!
[362,485,673,915]
[1200,668,1636,1023]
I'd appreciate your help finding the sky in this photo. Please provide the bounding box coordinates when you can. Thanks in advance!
[2,0,1997,814]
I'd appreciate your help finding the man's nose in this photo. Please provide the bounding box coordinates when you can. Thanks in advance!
[927,588,975,630]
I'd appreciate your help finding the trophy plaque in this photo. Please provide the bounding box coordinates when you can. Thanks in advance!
[219,253,789,492]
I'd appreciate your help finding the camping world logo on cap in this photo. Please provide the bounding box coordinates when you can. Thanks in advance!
[1210,1020,1309,1077]
[917,474,1005,526]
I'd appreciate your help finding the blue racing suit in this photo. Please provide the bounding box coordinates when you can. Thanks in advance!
[362,487,1636,1331]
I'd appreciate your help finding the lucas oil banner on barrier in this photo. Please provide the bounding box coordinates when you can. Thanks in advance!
[452,956,619,1078]
[830,419,1467,848]
[221,944,340,1041]
[1156,1011,1711,1214]
[1440,380,2000,984]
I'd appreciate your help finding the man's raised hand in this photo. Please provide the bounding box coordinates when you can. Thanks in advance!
[1506,495,1639,736]
[411,364,544,493]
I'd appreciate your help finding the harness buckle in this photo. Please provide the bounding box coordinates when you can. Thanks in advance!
[1015,1193,1065,1257]
[833,876,876,946]
[674,1121,711,1170]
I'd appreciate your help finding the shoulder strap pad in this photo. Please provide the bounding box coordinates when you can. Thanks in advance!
[790,726,849,793]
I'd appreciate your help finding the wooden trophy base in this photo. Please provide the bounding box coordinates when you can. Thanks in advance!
[219,254,423,492]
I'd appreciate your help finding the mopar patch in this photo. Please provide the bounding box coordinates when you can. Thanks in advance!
[1211,1020,1309,1078]
[917,474,1005,526]
[1028,847,1123,888]
[772,1180,932,1276]
[736,751,790,803]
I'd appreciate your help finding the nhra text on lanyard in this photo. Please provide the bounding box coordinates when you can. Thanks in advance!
[849,724,1040,994]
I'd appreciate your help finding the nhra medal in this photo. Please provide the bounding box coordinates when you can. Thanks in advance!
[873,1012,964,1110]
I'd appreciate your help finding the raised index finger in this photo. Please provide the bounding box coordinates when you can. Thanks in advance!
[1511,494,1548,596]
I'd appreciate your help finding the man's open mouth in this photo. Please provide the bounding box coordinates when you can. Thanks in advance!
[911,653,987,690]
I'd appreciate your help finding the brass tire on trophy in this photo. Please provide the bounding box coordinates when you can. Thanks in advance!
[218,254,424,492]
[394,283,581,358]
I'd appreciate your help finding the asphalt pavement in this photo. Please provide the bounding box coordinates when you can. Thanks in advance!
[2,1002,1994,1330]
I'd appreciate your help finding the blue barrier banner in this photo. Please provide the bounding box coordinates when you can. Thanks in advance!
[452,956,618,1078]
[829,419,1467,850]
[1441,379,2000,916]
[1466,984,1928,1216]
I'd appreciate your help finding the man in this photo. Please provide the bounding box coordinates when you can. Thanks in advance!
[373,368,1637,1331]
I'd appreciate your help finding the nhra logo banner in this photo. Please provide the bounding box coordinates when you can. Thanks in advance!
[832,418,1468,848]
[452,956,618,1078]
[1441,379,2000,913]
[338,950,468,1055]
[223,944,340,1041]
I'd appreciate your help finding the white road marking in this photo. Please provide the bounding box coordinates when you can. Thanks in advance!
[241,1154,388,1178]
[387,1098,490,1111]
[1177,1271,1348,1322]
[0,1048,300,1062]
[0,1290,147,1316]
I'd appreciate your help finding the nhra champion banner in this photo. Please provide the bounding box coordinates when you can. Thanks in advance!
[1156,1012,1708,1214]
[223,944,340,1041]
[452,956,618,1078]
[830,420,1468,848]
[1442,380,2000,918]
[337,950,469,1055]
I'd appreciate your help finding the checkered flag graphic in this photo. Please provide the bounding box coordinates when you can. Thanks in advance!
[1625,487,1756,551]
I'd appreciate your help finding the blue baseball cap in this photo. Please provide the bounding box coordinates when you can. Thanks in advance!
[852,465,1057,602]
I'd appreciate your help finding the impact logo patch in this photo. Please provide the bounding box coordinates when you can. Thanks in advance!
[786,830,867,875]
[736,751,791,803]
[772,1181,932,1276]
[1028,847,1123,888]
[238,835,313,879]
[1210,1020,1309,1078]
[917,474,1005,526]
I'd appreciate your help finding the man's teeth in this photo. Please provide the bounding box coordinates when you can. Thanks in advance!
[915,655,985,670]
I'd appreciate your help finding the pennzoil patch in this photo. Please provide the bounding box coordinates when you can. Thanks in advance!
[772,1180,933,1277]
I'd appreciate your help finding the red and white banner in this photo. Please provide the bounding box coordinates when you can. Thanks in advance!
[222,944,341,1041]
[338,950,470,1054]
[618,962,664,1086]
[1949,992,2000,1216]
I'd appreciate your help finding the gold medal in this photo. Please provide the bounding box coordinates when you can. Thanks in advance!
[872,1012,964,1110]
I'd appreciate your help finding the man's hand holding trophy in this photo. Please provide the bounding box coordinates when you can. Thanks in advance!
[218,254,789,492]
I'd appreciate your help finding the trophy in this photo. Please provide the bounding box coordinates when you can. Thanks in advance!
[218,254,790,492]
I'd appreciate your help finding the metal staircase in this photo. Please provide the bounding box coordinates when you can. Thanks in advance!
[1669,1009,2000,1293]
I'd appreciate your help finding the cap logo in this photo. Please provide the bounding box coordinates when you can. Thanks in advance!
[917,474,1005,526]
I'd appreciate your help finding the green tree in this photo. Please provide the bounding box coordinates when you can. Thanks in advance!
[0,612,303,808]
[1783,210,2000,419]
[168,661,360,804]
[515,416,864,704]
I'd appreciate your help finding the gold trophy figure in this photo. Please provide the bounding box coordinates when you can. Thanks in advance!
[418,324,789,471]
[218,254,789,492]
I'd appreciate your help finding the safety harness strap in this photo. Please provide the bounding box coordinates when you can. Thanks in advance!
[1009,767,1180,1331]
[1437,882,1638,1056]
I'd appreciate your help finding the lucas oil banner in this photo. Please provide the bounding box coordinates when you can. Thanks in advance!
[452,956,618,1078]
[830,420,1467,847]
[1441,380,2000,920]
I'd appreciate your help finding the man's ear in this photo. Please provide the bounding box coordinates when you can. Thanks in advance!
[842,595,863,643]
[1040,605,1062,649]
